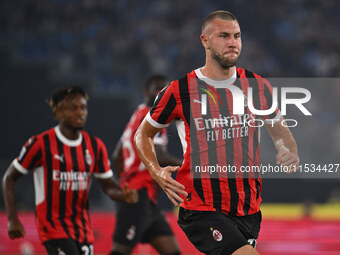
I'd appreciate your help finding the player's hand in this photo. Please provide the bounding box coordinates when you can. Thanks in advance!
[122,183,138,203]
[8,217,25,239]
[151,166,187,206]
[276,148,300,173]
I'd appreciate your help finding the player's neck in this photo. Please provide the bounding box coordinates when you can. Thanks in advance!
[59,125,81,140]
[201,60,236,80]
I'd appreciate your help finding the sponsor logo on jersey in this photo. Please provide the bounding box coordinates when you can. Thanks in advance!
[53,170,90,191]
[54,154,64,163]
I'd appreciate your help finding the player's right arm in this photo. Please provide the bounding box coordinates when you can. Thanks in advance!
[134,118,187,205]
[2,163,25,239]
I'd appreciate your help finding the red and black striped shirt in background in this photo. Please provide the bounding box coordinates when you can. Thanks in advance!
[146,67,280,216]
[119,104,168,204]
[13,126,113,244]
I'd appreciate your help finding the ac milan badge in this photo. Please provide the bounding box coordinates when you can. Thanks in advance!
[126,225,136,240]
[212,229,223,242]
[85,150,92,165]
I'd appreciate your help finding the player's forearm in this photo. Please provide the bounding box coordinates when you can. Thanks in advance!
[105,188,124,201]
[134,129,161,175]
[274,129,298,154]
[98,178,124,201]
[2,171,19,220]
[266,117,298,154]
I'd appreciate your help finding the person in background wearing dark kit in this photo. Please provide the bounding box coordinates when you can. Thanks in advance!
[110,75,182,255]
[2,86,138,255]
[134,11,300,255]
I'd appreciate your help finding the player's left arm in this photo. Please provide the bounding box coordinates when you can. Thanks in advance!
[95,137,137,203]
[265,116,300,172]
[97,178,138,203]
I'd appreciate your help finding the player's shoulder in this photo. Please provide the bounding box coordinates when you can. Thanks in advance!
[236,67,263,78]
[32,127,55,140]
[21,127,55,148]
[37,127,54,136]
[163,71,195,95]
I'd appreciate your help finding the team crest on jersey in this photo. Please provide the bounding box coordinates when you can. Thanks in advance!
[211,227,223,242]
[85,150,92,165]
[126,225,136,240]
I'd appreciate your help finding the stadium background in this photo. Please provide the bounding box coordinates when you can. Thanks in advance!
[0,0,339,254]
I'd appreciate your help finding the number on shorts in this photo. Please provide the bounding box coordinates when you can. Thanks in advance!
[81,244,93,255]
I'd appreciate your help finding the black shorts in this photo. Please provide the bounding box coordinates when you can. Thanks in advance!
[43,238,93,255]
[113,188,174,247]
[178,207,262,255]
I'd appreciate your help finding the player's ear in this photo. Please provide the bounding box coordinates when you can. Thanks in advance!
[54,102,63,120]
[200,34,209,49]
[55,109,61,120]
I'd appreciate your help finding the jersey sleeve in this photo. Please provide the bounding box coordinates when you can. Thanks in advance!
[146,81,179,128]
[259,78,281,124]
[154,128,168,146]
[93,137,114,179]
[13,136,43,174]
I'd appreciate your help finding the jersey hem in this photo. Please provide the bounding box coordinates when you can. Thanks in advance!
[146,112,170,128]
[94,170,113,179]
[180,204,261,216]
[13,159,29,174]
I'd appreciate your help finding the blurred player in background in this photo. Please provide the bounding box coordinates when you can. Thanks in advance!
[2,86,138,255]
[135,11,300,255]
[110,75,182,255]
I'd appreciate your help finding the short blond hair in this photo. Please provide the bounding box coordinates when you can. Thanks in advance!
[201,10,238,33]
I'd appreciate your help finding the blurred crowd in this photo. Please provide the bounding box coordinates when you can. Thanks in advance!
[3,0,339,154]
[1,0,340,94]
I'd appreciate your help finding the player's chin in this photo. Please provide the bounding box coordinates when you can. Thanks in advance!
[72,124,85,131]
[222,57,238,67]
[227,56,238,63]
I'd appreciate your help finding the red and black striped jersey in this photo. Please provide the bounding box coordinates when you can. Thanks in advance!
[119,104,167,203]
[13,126,113,243]
[146,67,280,216]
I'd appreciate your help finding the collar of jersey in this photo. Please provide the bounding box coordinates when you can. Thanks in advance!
[55,125,83,147]
[195,68,237,88]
